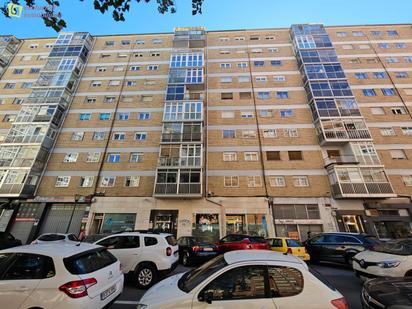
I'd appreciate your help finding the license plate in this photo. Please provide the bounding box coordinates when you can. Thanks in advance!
[100,284,116,300]
[203,248,213,251]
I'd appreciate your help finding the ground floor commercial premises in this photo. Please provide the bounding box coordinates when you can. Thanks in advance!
[1,196,411,244]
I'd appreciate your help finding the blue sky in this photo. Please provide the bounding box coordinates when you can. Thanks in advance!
[1,0,411,38]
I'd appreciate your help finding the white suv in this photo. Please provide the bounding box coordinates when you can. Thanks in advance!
[93,232,179,288]
[0,242,124,309]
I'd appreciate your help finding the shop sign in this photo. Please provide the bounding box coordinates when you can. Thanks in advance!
[288,231,299,239]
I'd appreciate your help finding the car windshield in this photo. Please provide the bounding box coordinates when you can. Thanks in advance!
[286,239,303,247]
[178,254,227,293]
[38,234,65,241]
[372,240,412,256]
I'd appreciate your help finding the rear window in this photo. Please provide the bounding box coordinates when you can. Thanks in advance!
[64,249,117,275]
[286,239,303,247]
[144,237,158,246]
[249,237,267,243]
[166,235,177,246]
[38,234,65,241]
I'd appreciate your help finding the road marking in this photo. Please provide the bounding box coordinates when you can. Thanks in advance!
[114,300,139,305]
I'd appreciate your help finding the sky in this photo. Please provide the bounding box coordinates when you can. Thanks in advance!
[0,0,411,38]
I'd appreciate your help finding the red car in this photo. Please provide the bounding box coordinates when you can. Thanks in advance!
[216,234,270,253]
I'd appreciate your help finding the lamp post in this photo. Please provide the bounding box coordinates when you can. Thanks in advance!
[66,194,81,233]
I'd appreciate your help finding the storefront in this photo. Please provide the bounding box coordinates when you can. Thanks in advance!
[192,213,220,242]
[100,213,136,234]
[335,210,369,234]
[225,214,268,237]
[149,210,178,236]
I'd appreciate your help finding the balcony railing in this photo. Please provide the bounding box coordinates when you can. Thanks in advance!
[158,157,202,167]
[324,156,359,167]
[25,96,69,106]
[161,133,202,143]
[154,183,201,196]
[331,182,395,198]
[318,129,371,144]
[0,183,35,196]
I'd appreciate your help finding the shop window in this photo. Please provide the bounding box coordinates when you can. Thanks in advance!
[100,213,136,233]
[192,214,220,242]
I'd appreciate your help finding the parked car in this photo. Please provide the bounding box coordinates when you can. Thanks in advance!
[267,237,310,261]
[0,232,21,250]
[361,277,412,309]
[136,250,349,309]
[305,232,379,265]
[353,239,412,279]
[0,242,123,309]
[216,234,269,253]
[177,236,218,266]
[32,233,79,244]
[93,231,178,289]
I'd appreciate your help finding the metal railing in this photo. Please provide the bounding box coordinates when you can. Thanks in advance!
[154,183,201,195]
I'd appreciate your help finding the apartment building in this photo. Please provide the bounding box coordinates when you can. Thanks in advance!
[0,24,412,243]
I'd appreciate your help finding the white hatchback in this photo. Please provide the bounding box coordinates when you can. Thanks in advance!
[353,239,412,278]
[0,242,124,309]
[32,233,79,244]
[137,250,348,309]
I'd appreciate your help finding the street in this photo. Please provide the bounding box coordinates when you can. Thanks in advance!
[110,262,363,309]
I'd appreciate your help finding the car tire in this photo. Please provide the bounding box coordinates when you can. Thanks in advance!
[135,264,157,289]
[345,252,357,266]
[182,251,191,267]
[405,270,412,277]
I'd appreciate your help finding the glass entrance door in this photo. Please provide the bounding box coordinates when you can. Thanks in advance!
[149,210,178,236]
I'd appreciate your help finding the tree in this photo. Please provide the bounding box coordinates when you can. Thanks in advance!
[1,0,204,32]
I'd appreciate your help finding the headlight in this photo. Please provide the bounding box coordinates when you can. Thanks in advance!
[377,260,401,268]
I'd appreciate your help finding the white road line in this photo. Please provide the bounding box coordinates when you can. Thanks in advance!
[114,300,139,305]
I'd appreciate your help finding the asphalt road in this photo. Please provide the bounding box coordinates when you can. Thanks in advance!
[110,262,362,309]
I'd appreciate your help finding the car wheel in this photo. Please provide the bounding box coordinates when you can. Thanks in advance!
[135,264,157,289]
[345,252,357,266]
[182,251,191,266]
[405,270,412,277]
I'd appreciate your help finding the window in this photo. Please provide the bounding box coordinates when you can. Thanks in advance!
[129,66,140,71]
[239,92,252,99]
[268,266,303,297]
[201,265,266,301]
[352,31,364,37]
[221,111,235,119]
[355,73,368,79]
[255,76,267,82]
[126,81,136,87]
[401,127,412,135]
[391,107,406,115]
[381,88,395,96]
[220,63,231,69]
[280,109,293,118]
[138,112,150,120]
[244,152,259,161]
[257,92,270,99]
[235,36,245,41]
[107,153,121,163]
[254,61,264,67]
[13,69,23,74]
[223,130,236,138]
[241,111,254,119]
[288,151,303,160]
[29,44,38,48]
[269,176,285,187]
[220,77,232,83]
[237,62,248,68]
[380,127,396,136]
[270,60,282,66]
[238,76,250,83]
[117,113,129,120]
[387,30,399,36]
[373,72,386,79]
[284,128,299,138]
[99,113,111,120]
[21,82,32,89]
[108,80,121,86]
[152,39,163,44]
[79,113,91,121]
[359,44,371,50]
[121,40,131,45]
[85,97,96,104]
[363,89,376,96]
[370,107,385,115]
[91,81,102,87]
[22,55,32,61]
[100,177,116,187]
[136,40,145,44]
[402,176,412,186]
[336,32,347,37]
[105,40,114,46]
[390,149,407,160]
[113,132,125,141]
[104,96,116,103]
[150,52,160,57]
[395,43,407,49]
[224,176,239,187]
[63,153,78,163]
[386,57,399,63]
[266,151,281,161]
[221,92,233,100]
[405,57,412,63]
[117,53,128,58]
[130,153,143,163]
[371,31,382,36]
[4,83,16,89]
[2,115,15,122]
[93,132,106,140]
[395,72,408,78]
[263,129,277,138]
[86,152,100,162]
[378,43,389,49]
[125,176,140,187]
[80,176,94,187]
[250,36,260,41]
[55,176,70,187]
[247,176,262,187]
[220,50,230,55]
[223,152,237,162]
[144,237,158,246]
[251,48,262,54]
[277,91,288,99]
[260,109,272,118]
[71,132,84,141]
[242,130,256,138]
[147,65,159,71]
[2,253,55,280]
[273,75,286,82]
[293,176,309,187]
[268,47,279,53]
[135,132,147,140]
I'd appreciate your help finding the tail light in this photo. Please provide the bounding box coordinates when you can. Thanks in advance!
[59,278,97,298]
[166,247,172,256]
[192,245,201,252]
[331,297,349,309]
[287,248,293,254]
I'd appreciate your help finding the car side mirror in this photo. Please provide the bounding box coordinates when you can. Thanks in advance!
[204,291,213,304]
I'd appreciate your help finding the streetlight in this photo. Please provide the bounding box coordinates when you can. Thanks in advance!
[66,194,81,233]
